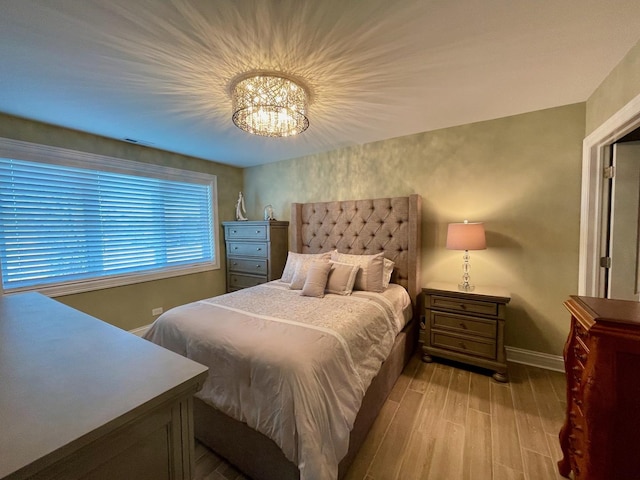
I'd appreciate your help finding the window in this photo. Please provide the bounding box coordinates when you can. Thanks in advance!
[0,138,219,296]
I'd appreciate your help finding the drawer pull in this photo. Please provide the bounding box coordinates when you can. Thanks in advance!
[459,304,467,310]
[459,342,466,349]
[256,230,261,234]
[232,262,238,266]
[256,264,261,268]
[233,230,237,233]
[256,247,262,251]
[459,322,467,329]
[234,246,238,250]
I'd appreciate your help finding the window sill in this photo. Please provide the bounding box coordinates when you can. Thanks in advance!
[4,262,220,298]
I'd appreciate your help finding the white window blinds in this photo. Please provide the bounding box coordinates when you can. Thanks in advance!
[0,157,215,293]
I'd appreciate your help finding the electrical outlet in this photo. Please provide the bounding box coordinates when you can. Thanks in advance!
[151,307,163,316]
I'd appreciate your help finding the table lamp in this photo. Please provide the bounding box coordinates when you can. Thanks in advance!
[446,220,486,291]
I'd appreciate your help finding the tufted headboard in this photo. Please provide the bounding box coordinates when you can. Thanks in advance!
[291,194,422,311]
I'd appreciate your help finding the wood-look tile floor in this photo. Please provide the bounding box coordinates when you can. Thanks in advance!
[194,354,567,480]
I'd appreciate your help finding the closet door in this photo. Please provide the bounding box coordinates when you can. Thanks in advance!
[606,142,640,300]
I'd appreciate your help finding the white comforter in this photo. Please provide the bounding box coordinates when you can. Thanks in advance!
[143,281,410,480]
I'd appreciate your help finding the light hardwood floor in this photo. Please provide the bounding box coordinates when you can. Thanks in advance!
[194,354,567,480]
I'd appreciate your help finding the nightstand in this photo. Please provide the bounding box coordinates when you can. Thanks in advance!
[222,221,289,292]
[422,281,510,382]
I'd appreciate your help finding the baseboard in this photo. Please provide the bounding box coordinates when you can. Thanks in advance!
[129,324,152,337]
[505,346,565,372]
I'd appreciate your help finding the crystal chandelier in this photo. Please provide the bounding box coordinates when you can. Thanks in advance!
[231,74,309,137]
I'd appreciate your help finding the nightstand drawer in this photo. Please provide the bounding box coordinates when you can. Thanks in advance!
[225,224,268,240]
[228,273,266,290]
[227,242,268,257]
[431,312,496,339]
[431,332,496,359]
[228,258,268,275]
[430,295,498,317]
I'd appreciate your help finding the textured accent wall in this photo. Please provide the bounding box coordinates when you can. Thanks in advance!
[0,113,243,331]
[586,39,640,135]
[244,103,586,356]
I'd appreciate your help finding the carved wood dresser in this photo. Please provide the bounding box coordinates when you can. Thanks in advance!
[558,295,640,480]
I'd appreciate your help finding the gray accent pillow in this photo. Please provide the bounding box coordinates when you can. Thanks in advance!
[325,261,360,295]
[301,261,332,298]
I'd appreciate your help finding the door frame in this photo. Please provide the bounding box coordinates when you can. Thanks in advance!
[579,92,640,296]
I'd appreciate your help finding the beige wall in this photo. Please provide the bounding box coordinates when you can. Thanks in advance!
[245,103,586,356]
[586,39,640,135]
[0,113,243,331]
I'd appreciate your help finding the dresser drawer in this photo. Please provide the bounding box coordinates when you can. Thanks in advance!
[228,273,266,290]
[228,258,268,275]
[227,242,268,257]
[430,295,498,317]
[430,311,496,339]
[431,332,496,359]
[225,224,268,240]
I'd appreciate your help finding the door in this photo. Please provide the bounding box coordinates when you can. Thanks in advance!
[603,141,640,300]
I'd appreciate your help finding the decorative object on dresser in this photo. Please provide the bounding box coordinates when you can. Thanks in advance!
[558,295,640,480]
[0,292,208,480]
[446,220,486,291]
[421,281,510,382]
[235,191,248,221]
[264,204,275,220]
[223,220,289,292]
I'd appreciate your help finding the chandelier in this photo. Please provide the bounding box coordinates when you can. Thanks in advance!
[231,73,309,137]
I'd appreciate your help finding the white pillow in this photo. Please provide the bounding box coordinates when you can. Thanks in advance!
[325,261,360,295]
[281,251,331,283]
[330,251,386,292]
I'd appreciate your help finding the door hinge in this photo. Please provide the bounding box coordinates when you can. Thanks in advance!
[600,256,612,268]
[604,166,615,179]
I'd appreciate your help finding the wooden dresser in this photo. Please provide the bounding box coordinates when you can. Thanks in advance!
[559,295,640,480]
[223,220,289,292]
[422,282,510,382]
[0,292,208,480]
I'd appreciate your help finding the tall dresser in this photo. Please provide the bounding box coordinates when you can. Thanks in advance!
[558,295,640,480]
[223,220,289,292]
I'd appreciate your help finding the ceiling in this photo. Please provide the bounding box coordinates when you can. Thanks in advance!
[1,0,639,168]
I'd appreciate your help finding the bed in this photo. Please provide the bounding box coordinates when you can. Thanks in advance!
[143,194,422,480]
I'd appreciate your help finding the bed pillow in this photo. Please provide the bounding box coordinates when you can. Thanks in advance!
[325,261,360,295]
[330,251,386,292]
[290,258,330,290]
[382,258,395,289]
[301,261,332,298]
[280,251,331,283]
